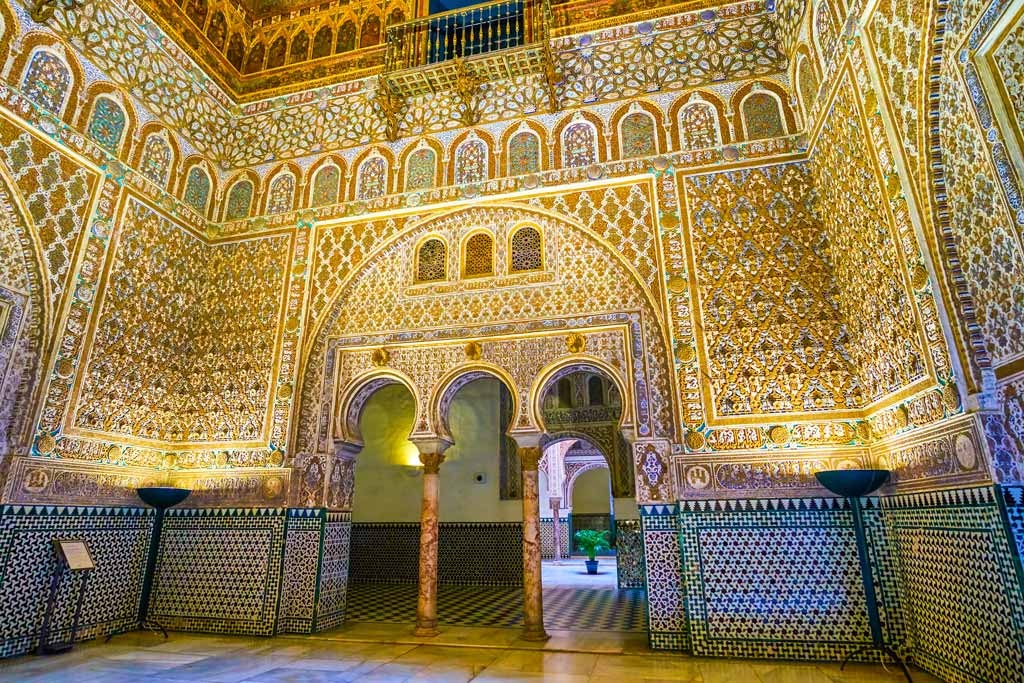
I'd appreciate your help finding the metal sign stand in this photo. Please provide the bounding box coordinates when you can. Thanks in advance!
[37,539,95,655]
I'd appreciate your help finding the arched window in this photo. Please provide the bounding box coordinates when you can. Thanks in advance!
[742,92,786,140]
[509,225,542,272]
[415,238,447,282]
[562,121,597,167]
[338,21,357,52]
[22,50,71,114]
[225,179,254,220]
[87,96,126,154]
[139,133,173,186]
[290,32,309,63]
[267,36,287,69]
[507,130,540,175]
[388,8,405,25]
[455,139,487,185]
[183,166,211,213]
[267,172,296,214]
[227,34,246,70]
[405,147,436,191]
[797,56,819,120]
[462,232,494,278]
[356,156,388,200]
[244,43,265,73]
[588,376,603,406]
[360,15,382,48]
[312,26,333,59]
[619,111,657,158]
[679,101,720,149]
[557,378,572,407]
[311,165,341,206]
[207,11,227,49]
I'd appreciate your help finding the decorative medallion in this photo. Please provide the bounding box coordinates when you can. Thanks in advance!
[722,146,740,161]
[22,468,50,494]
[667,276,687,294]
[371,347,390,367]
[685,464,711,489]
[954,433,978,470]
[291,262,306,276]
[856,420,872,442]
[284,316,300,333]
[910,264,929,290]
[684,429,705,450]
[676,344,696,363]
[268,450,285,467]
[35,433,56,455]
[942,382,960,412]
[55,358,74,378]
[642,449,664,486]
[652,156,670,171]
[464,341,482,360]
[523,174,540,190]
[263,477,284,500]
[216,452,229,466]
[586,163,604,180]
[162,453,177,469]
[661,213,680,229]
[277,383,293,400]
[767,425,790,445]
[566,333,586,354]
[105,445,122,460]
[895,404,910,428]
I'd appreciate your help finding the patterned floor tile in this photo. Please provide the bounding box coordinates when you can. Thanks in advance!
[344,583,647,632]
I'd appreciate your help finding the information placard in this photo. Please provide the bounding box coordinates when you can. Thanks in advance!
[52,539,95,571]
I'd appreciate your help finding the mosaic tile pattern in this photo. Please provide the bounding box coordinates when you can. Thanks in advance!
[277,509,324,634]
[1001,486,1024,571]
[883,487,1024,683]
[148,508,285,637]
[681,498,871,658]
[615,520,645,589]
[640,505,688,651]
[345,582,646,632]
[349,523,523,587]
[0,505,152,658]
[315,513,352,632]
[540,518,570,560]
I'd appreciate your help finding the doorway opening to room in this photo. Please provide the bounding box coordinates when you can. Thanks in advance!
[345,375,529,630]
[537,371,647,634]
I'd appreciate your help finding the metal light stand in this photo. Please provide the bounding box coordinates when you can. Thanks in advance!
[106,487,191,642]
[815,469,912,683]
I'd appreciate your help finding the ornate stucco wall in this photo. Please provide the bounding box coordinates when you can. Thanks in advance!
[0,0,1021,675]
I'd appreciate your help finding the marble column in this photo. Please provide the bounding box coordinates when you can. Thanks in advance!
[519,444,549,641]
[549,497,563,563]
[413,441,448,637]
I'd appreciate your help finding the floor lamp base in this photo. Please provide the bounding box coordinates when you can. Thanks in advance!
[841,644,912,682]
[104,619,169,643]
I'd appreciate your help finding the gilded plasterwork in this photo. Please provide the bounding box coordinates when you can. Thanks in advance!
[812,67,930,406]
[71,196,291,446]
[682,162,859,421]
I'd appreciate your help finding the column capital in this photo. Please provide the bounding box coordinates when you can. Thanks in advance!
[419,452,445,474]
[549,497,561,511]
[519,446,542,471]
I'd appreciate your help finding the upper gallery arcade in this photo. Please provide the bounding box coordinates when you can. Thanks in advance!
[0,0,1022,679]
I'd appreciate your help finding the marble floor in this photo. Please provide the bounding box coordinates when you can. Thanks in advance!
[0,629,943,683]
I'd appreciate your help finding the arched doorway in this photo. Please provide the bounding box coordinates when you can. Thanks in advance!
[534,369,647,633]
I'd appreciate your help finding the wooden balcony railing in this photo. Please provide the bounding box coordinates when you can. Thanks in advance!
[382,0,555,101]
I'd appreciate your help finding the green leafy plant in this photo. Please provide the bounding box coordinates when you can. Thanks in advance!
[574,529,610,561]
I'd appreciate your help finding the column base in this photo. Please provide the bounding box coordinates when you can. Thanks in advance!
[520,626,550,642]
[413,620,439,637]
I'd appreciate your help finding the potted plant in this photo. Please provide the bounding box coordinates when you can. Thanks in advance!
[574,529,610,574]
